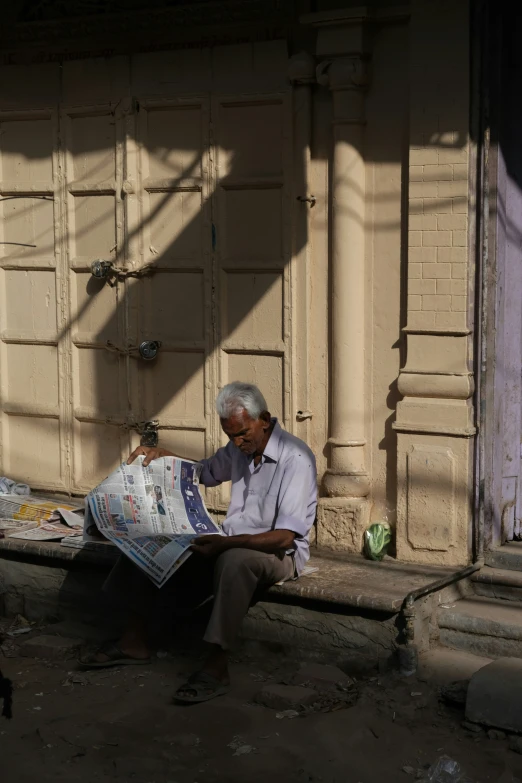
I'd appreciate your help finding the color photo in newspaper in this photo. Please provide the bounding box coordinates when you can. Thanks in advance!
[86,456,222,587]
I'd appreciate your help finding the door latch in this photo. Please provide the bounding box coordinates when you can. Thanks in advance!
[296,195,316,208]
[139,420,159,447]
[91,259,115,279]
[139,341,161,361]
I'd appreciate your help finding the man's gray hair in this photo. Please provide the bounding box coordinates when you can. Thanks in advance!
[216,381,268,420]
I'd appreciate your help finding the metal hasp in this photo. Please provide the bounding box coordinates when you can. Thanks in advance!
[140,420,159,447]
[296,194,316,207]
[138,340,161,361]
[90,259,114,279]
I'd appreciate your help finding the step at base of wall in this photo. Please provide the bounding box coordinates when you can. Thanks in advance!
[472,566,522,602]
[439,628,522,659]
[438,594,522,659]
[485,542,522,572]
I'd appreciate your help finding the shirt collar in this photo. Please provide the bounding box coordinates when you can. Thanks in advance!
[261,418,281,463]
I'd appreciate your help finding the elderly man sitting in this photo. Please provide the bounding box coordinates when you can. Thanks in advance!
[82,381,317,703]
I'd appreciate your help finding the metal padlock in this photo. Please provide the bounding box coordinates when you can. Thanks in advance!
[139,340,161,361]
[140,421,159,447]
[91,259,114,279]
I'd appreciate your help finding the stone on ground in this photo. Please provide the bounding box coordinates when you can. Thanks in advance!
[254,683,317,710]
[509,736,522,755]
[292,662,352,689]
[466,657,522,732]
[20,634,82,660]
[440,680,469,706]
[487,729,506,740]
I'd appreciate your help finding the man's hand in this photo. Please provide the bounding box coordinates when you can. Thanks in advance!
[190,534,229,559]
[127,446,176,467]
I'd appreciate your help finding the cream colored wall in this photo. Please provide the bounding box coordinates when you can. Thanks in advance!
[395,0,474,565]
[0,3,476,567]
[307,8,410,551]
[306,2,474,564]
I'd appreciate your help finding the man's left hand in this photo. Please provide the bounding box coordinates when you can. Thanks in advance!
[190,534,229,558]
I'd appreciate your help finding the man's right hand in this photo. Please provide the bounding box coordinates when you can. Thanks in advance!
[127,446,176,467]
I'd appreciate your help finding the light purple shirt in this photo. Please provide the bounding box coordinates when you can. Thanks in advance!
[198,420,317,575]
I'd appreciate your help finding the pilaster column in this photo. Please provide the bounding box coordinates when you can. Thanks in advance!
[318,55,370,498]
[301,8,373,552]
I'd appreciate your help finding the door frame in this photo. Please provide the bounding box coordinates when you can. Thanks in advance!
[476,1,522,552]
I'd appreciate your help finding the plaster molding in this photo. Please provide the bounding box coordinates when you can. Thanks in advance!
[394,396,475,437]
[300,6,409,28]
[393,422,476,438]
[403,327,472,336]
[397,372,474,399]
[287,51,316,86]
[316,56,370,91]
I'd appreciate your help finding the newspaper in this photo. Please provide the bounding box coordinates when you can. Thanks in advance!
[10,522,83,542]
[0,493,82,523]
[86,456,222,586]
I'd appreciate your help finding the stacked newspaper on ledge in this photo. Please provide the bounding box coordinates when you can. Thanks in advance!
[84,456,222,586]
[0,494,84,540]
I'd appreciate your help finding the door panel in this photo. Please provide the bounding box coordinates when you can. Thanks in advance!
[4,269,57,341]
[0,49,298,502]
[0,110,64,491]
[133,98,214,473]
[141,271,205,342]
[2,198,55,266]
[65,106,127,491]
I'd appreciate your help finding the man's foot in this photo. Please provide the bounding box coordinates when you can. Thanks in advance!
[201,644,229,681]
[173,671,230,704]
[173,645,230,704]
[79,641,151,669]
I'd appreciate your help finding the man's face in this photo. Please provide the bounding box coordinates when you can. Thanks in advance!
[220,408,271,455]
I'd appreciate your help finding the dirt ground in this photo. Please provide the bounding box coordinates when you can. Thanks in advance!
[1,638,522,783]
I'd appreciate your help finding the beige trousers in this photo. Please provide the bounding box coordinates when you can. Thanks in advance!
[103,548,294,650]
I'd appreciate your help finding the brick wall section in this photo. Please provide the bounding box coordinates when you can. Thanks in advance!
[407,0,469,332]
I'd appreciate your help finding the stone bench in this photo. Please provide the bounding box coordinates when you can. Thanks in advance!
[0,537,456,669]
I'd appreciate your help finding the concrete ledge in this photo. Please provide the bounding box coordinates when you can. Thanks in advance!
[0,537,118,567]
[0,539,459,667]
[271,552,457,613]
[0,538,458,614]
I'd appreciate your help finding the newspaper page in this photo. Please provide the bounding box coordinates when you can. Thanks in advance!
[0,494,82,523]
[10,522,83,542]
[86,456,222,587]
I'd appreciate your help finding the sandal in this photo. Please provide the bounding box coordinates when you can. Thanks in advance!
[173,671,230,704]
[78,642,151,669]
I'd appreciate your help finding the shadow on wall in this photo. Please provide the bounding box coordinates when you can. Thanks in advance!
[0,16,482,526]
[0,52,314,503]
